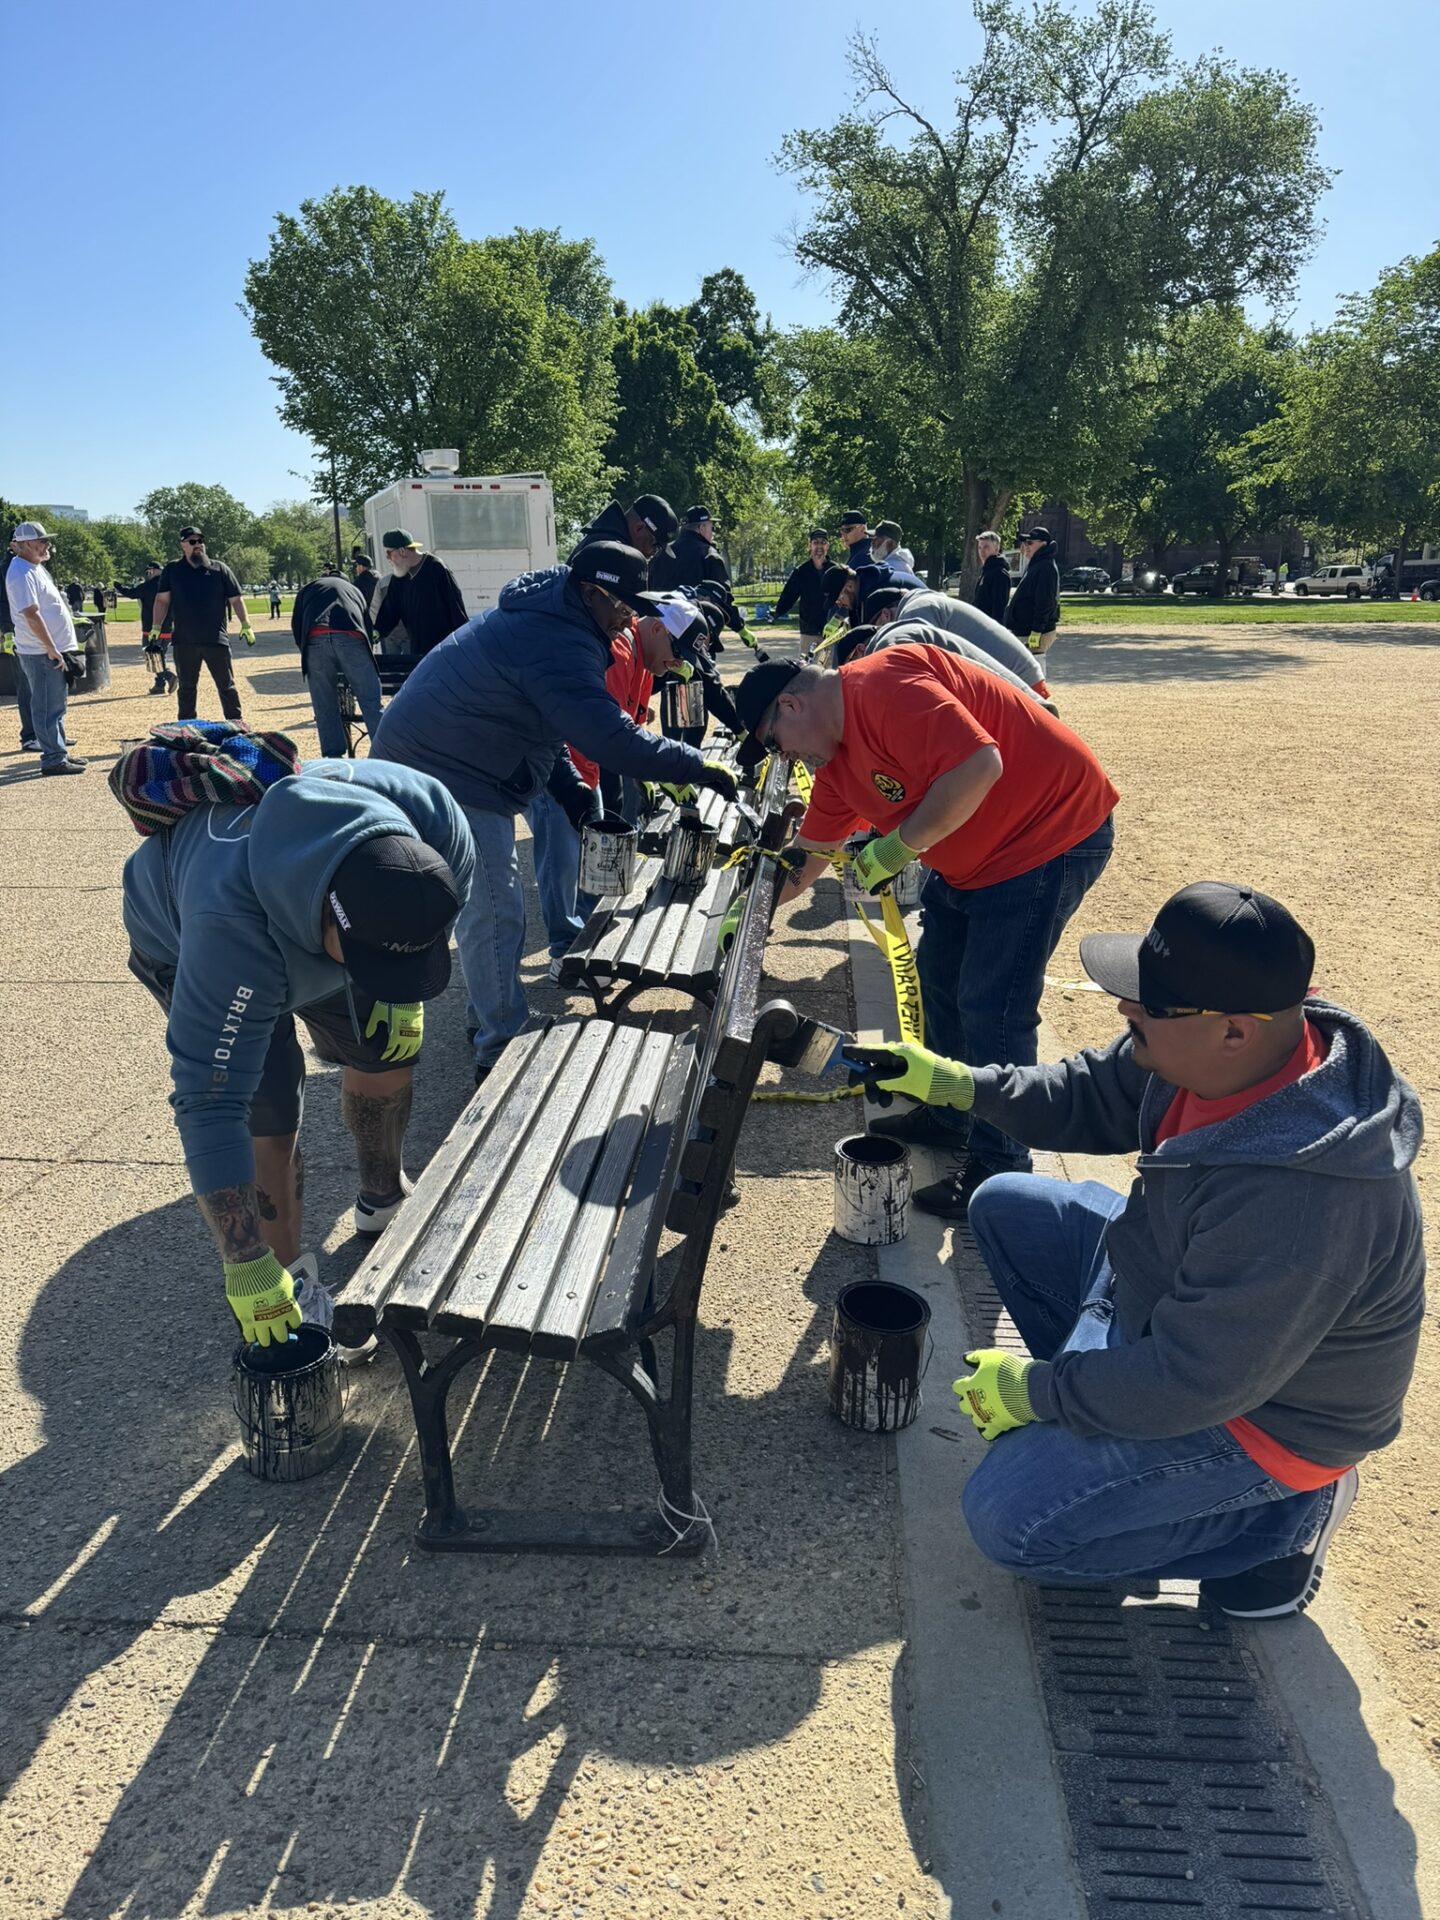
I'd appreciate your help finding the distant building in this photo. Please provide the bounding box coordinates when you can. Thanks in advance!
[40,504,89,523]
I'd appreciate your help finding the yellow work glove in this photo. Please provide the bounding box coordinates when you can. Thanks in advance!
[954,1349,1037,1442]
[660,781,698,805]
[365,1001,423,1063]
[224,1250,302,1348]
[240,626,257,647]
[844,1041,974,1110]
[850,828,917,894]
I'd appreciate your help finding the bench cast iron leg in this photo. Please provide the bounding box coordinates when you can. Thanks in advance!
[384,1325,483,1547]
[593,1304,704,1556]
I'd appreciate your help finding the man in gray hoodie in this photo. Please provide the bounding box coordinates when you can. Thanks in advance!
[847,882,1425,1618]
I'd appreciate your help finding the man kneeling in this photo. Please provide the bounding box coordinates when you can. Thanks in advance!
[849,882,1425,1618]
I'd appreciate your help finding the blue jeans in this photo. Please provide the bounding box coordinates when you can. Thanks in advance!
[306,633,384,758]
[960,1174,1329,1583]
[18,652,71,767]
[526,789,585,958]
[11,653,35,743]
[455,804,530,1074]
[915,815,1114,1167]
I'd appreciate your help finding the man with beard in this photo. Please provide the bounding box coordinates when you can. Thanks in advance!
[845,884,1425,1623]
[151,528,253,721]
[373,529,466,658]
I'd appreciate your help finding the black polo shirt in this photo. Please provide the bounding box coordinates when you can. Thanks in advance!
[158,557,243,646]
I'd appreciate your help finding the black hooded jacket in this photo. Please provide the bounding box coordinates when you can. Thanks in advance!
[1004,541,1060,638]
[651,526,730,592]
[973,551,1011,624]
[568,501,632,563]
[374,552,467,657]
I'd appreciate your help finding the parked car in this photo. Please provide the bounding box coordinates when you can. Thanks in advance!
[1109,569,1168,596]
[1291,563,1373,599]
[1419,579,1440,602]
[1171,564,1232,596]
[1059,566,1112,593]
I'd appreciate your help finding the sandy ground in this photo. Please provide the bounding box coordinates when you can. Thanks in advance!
[1031,619,1440,1761]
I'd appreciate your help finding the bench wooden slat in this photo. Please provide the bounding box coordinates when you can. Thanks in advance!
[432,1020,615,1336]
[583,1030,699,1346]
[482,1023,648,1353]
[378,1022,590,1329]
[530,1029,676,1358]
[333,1024,552,1341]
[671,866,738,983]
[589,857,663,973]
[637,887,694,981]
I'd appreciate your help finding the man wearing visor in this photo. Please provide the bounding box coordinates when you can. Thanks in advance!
[374,542,738,1080]
[844,882,1425,1621]
[121,759,473,1353]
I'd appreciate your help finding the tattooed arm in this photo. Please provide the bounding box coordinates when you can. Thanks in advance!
[196,1185,271,1266]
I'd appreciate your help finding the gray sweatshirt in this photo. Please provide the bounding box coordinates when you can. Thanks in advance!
[969,1000,1425,1465]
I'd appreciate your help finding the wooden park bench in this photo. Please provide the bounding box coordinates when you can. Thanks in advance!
[559,751,800,1018]
[332,819,800,1557]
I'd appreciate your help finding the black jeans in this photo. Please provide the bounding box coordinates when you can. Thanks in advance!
[173,641,242,721]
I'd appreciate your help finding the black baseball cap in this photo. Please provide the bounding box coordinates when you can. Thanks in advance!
[352,552,374,568]
[684,504,713,526]
[569,540,660,614]
[830,623,876,665]
[839,511,868,529]
[736,659,803,739]
[808,527,831,541]
[1081,882,1315,1014]
[631,493,679,543]
[1021,526,1051,544]
[179,526,204,541]
[863,584,905,621]
[821,564,856,599]
[327,834,462,1002]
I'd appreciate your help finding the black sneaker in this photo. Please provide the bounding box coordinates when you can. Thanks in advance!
[41,756,88,776]
[1200,1467,1359,1620]
[20,738,42,752]
[913,1155,1012,1221]
[868,1105,970,1150]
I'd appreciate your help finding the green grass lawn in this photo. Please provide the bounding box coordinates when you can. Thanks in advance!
[739,588,1440,630]
[102,595,286,625]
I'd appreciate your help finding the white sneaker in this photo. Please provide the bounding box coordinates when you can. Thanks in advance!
[292,1249,378,1366]
[548,955,566,982]
[353,1170,414,1238]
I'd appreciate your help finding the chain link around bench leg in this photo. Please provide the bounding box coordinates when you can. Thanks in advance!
[385,1325,484,1547]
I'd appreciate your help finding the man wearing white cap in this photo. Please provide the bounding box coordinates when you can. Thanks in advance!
[5,524,87,775]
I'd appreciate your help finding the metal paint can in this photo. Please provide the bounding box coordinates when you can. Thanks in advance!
[833,1131,912,1245]
[663,811,720,886]
[659,676,707,731]
[578,810,638,897]
[231,1325,346,1482]
[828,1280,931,1431]
[890,861,925,910]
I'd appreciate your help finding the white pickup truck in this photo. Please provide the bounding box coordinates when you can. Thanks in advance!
[1290,563,1373,599]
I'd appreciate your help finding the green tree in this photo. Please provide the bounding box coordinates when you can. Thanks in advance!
[604,302,758,530]
[136,483,256,561]
[92,517,162,582]
[687,268,788,437]
[779,0,1330,585]
[1271,248,1440,588]
[726,449,824,579]
[228,546,274,588]
[242,188,616,522]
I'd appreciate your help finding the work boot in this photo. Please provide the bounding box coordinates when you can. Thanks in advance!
[148,675,167,694]
[913,1155,1012,1221]
[165,669,178,692]
[867,1104,969,1150]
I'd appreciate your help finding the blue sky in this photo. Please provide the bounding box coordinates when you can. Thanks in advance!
[4,0,1431,520]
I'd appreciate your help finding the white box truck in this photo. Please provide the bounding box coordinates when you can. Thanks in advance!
[363,453,557,619]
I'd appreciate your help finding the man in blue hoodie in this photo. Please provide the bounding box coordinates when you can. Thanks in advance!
[847,883,1425,1620]
[373,542,739,1080]
[122,759,473,1350]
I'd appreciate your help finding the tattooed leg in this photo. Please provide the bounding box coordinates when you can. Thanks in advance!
[252,1132,303,1265]
[341,1066,413,1203]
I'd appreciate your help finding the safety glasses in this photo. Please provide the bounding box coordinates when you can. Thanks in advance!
[1141,1004,1275,1022]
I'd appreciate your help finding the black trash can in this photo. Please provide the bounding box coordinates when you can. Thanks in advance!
[72,615,111,693]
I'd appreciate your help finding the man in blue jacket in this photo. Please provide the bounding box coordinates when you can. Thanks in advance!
[848,882,1425,1619]
[372,542,740,1080]
[122,759,473,1351]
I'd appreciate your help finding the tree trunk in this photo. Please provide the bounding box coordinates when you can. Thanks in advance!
[956,475,1010,596]
[1213,529,1234,599]
[1392,523,1413,600]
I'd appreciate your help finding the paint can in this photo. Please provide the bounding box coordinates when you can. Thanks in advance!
[659,676,707,732]
[663,810,719,886]
[890,861,925,910]
[828,1280,932,1432]
[833,1132,912,1245]
[578,810,638,897]
[231,1325,346,1483]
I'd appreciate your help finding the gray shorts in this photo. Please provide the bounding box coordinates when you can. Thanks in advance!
[128,947,410,1139]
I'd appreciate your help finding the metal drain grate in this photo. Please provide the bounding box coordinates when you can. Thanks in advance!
[951,1222,1370,1918]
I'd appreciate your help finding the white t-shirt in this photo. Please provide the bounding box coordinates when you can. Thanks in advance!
[6,556,78,655]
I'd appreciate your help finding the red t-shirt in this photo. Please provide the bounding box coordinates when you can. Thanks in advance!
[1155,1019,1346,1491]
[569,621,653,790]
[799,645,1118,890]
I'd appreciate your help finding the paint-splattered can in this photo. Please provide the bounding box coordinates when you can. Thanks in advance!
[578,811,638,898]
[828,1280,931,1432]
[232,1325,346,1482]
[833,1131,912,1245]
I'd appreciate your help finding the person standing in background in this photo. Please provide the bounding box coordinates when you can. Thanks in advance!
[151,528,254,722]
[268,580,282,620]
[1005,527,1061,659]
[972,531,1011,625]
[6,522,87,775]
[116,559,175,692]
[837,511,873,569]
[650,505,731,593]
[292,570,385,758]
[773,529,834,644]
[373,530,466,658]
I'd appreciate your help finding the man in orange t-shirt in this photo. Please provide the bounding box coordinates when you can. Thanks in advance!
[734,650,1117,1212]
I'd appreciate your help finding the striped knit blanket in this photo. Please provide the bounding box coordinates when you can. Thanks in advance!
[109,720,303,837]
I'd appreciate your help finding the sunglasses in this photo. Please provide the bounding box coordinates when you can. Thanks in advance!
[183,537,204,546]
[1139,1004,1275,1022]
